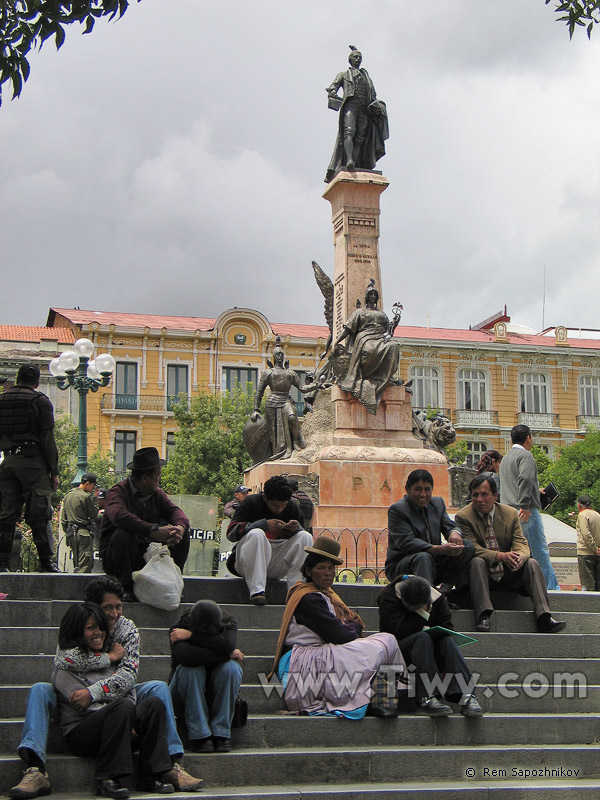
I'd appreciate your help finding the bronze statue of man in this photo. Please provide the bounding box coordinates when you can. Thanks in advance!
[249,339,305,462]
[325,46,389,183]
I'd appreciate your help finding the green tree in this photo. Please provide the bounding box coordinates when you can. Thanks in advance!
[53,411,78,503]
[87,443,117,490]
[160,387,255,505]
[445,439,468,466]
[538,429,600,524]
[546,0,600,38]
[0,0,139,106]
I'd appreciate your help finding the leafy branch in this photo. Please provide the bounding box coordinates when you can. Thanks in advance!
[546,0,600,39]
[0,1,139,106]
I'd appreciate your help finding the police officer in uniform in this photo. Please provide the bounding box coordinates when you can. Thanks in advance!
[61,472,99,573]
[0,364,60,572]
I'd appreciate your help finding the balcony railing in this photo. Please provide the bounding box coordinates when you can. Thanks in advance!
[517,412,560,430]
[413,407,451,419]
[453,409,499,427]
[577,415,600,430]
[101,394,189,413]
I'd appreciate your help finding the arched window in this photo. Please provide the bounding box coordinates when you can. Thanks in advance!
[519,372,548,414]
[409,365,441,409]
[457,368,487,411]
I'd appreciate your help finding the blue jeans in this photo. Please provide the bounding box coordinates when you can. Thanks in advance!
[521,508,560,591]
[18,680,183,766]
[170,661,242,740]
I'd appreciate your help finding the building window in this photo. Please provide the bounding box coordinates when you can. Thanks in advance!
[114,431,136,473]
[115,362,138,410]
[289,370,308,417]
[166,432,176,461]
[466,441,488,469]
[167,365,189,410]
[221,367,258,394]
[519,372,548,414]
[457,368,487,410]
[579,375,600,417]
[409,365,441,409]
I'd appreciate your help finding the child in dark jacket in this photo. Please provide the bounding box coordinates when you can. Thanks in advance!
[169,600,243,753]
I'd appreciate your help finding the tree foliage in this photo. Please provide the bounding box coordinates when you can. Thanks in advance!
[53,411,116,501]
[0,0,139,106]
[538,429,600,524]
[546,0,600,38]
[160,388,255,505]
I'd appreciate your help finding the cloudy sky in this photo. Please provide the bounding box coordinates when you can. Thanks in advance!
[1,1,598,333]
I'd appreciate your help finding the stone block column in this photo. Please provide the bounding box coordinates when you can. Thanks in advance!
[322,170,389,343]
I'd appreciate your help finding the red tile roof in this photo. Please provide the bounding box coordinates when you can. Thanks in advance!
[0,325,74,344]
[46,308,600,350]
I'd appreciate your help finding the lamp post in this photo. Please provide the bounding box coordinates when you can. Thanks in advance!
[49,338,115,485]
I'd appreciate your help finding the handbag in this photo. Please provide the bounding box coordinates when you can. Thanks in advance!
[367,668,399,718]
[231,695,248,728]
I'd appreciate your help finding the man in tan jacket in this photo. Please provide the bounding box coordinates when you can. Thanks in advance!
[575,495,600,591]
[455,475,565,634]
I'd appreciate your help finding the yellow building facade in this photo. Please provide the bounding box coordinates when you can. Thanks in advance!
[46,307,600,474]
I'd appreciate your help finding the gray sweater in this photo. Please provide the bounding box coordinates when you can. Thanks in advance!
[499,445,541,511]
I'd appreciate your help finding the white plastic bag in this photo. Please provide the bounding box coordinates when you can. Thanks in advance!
[132,542,184,610]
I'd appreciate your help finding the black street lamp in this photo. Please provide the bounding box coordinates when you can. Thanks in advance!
[49,338,115,484]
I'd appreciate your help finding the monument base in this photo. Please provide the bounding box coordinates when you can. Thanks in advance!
[244,384,450,531]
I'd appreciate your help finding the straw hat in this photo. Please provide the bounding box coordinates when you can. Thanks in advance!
[304,535,343,565]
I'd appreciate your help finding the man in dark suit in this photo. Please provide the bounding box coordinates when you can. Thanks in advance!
[385,469,474,588]
[455,475,565,634]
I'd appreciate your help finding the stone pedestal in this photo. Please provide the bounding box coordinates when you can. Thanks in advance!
[331,384,416,447]
[323,170,389,342]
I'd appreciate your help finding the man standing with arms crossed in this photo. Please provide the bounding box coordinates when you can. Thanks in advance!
[499,425,559,591]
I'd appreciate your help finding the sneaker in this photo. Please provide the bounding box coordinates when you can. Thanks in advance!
[165,762,203,792]
[417,696,452,717]
[461,694,484,718]
[250,592,267,605]
[9,767,51,799]
[213,737,231,753]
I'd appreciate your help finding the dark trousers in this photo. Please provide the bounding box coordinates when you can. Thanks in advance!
[468,556,550,622]
[0,453,53,558]
[578,555,600,591]
[399,631,474,702]
[65,697,171,781]
[102,527,190,591]
[387,539,475,588]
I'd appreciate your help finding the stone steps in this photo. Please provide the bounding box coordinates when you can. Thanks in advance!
[1,574,599,799]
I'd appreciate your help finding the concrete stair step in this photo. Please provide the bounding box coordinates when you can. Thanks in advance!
[0,573,596,613]
[0,600,586,634]
[1,713,600,753]
[4,782,600,800]
[1,744,598,790]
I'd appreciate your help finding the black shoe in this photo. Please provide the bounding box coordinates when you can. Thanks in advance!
[122,591,138,603]
[0,565,9,573]
[213,737,231,753]
[94,778,130,798]
[250,592,267,605]
[39,561,60,573]
[461,694,484,718]
[144,779,174,794]
[537,614,566,634]
[191,736,214,753]
[476,614,491,632]
[417,696,452,717]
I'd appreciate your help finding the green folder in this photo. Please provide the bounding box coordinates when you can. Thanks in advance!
[424,626,477,647]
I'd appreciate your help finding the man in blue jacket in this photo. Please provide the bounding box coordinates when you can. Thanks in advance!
[385,469,474,588]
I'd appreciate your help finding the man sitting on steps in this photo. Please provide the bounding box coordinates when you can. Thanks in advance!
[8,576,202,799]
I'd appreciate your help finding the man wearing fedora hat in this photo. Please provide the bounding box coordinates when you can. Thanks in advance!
[99,447,190,601]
